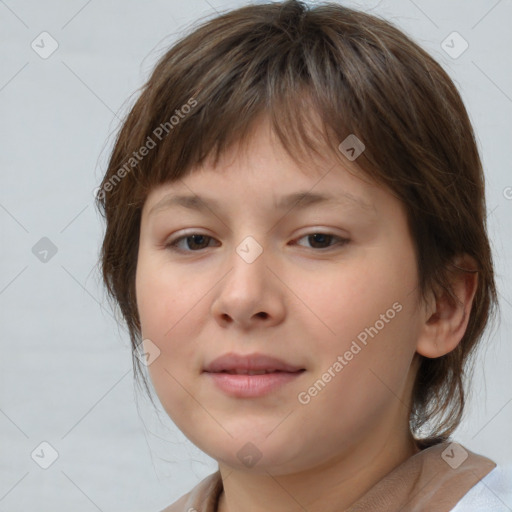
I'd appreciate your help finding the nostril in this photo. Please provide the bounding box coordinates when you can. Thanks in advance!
[256,312,268,319]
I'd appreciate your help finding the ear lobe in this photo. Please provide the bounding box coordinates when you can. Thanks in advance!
[416,254,479,359]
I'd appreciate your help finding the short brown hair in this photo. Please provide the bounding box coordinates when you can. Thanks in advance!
[95,0,499,447]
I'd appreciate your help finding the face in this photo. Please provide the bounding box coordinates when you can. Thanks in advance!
[135,118,425,476]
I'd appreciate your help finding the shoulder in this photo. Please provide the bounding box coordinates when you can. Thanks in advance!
[159,470,223,512]
[450,464,512,511]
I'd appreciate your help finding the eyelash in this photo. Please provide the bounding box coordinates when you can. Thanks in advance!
[164,232,350,253]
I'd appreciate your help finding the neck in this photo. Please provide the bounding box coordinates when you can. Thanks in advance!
[217,432,420,512]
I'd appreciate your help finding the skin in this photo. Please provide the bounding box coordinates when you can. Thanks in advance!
[135,116,478,512]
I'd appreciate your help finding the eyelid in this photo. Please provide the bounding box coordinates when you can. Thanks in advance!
[164,229,350,253]
[164,230,218,253]
[292,232,349,249]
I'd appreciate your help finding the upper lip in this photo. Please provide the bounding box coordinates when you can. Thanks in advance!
[203,353,305,373]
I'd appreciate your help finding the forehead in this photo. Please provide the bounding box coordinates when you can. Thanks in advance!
[143,172,385,234]
[144,116,381,217]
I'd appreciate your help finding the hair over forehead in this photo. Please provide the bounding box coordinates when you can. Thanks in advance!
[100,0,461,201]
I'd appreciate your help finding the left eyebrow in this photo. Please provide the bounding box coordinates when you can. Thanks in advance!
[273,191,374,213]
[148,190,375,217]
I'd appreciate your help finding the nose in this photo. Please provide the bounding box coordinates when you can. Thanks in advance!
[210,239,286,330]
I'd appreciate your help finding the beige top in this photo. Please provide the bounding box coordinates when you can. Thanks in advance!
[161,441,496,512]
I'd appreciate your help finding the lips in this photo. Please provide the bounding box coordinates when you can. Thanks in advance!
[221,369,287,375]
[203,352,305,374]
[203,352,306,398]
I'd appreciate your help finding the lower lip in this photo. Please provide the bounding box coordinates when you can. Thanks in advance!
[204,371,305,398]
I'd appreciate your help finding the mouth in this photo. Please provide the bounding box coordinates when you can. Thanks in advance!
[204,370,305,398]
[202,352,306,397]
[203,352,306,398]
[203,352,305,374]
[211,369,305,375]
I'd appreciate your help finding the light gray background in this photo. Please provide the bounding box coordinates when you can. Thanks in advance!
[1,0,511,510]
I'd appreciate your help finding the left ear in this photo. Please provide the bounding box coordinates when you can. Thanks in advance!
[416,254,479,359]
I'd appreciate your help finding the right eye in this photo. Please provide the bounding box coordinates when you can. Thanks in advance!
[165,233,220,253]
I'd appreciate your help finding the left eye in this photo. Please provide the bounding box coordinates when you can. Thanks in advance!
[165,232,348,253]
[294,233,349,250]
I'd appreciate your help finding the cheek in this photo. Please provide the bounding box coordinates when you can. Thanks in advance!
[136,251,209,341]
[291,248,419,394]
[135,258,210,407]
[293,255,414,345]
